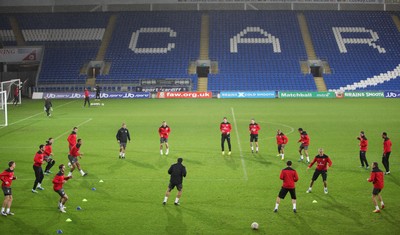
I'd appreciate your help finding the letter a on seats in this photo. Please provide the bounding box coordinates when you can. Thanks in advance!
[230,27,281,53]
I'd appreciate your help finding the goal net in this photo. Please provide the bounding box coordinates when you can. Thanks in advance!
[0,79,22,105]
[0,91,8,126]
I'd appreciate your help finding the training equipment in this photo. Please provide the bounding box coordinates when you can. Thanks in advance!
[57,229,63,234]
[99,180,104,183]
[65,218,72,222]
[82,199,88,202]
[251,222,259,230]
[312,200,318,203]
[92,187,96,191]
[77,206,82,210]
[0,79,22,104]
[0,91,8,126]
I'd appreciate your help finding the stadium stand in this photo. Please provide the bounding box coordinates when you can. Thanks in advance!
[305,11,400,91]
[208,11,316,91]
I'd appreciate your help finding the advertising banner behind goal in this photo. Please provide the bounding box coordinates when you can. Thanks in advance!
[0,47,43,62]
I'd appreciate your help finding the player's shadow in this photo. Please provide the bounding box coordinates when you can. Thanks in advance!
[246,153,270,166]
[124,158,157,170]
[223,154,238,170]
[386,174,400,187]
[164,206,188,235]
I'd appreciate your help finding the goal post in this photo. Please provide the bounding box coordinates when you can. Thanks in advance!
[0,79,22,105]
[0,91,8,127]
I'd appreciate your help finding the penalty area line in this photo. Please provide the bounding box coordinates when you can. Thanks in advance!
[231,107,248,181]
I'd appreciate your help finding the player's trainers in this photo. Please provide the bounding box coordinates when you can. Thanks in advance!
[162,202,166,205]
[366,166,370,170]
[1,211,7,216]
[67,162,72,168]
[298,158,303,162]
[82,173,88,177]
[281,157,284,161]
[385,171,390,175]
[373,209,380,213]
[222,151,225,155]
[37,186,44,190]
[381,204,385,209]
[324,188,328,194]
[228,151,231,156]
[44,172,49,175]
[273,209,278,213]
[277,154,280,157]
[32,189,38,193]
[306,160,310,164]
[293,209,297,213]
[251,150,254,154]
[174,202,180,206]
[60,207,66,213]
[7,212,14,216]
[306,189,312,193]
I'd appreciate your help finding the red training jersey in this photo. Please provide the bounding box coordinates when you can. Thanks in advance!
[33,151,45,167]
[280,167,299,189]
[69,144,81,158]
[52,171,71,191]
[359,138,368,151]
[298,134,310,146]
[44,144,53,157]
[368,169,384,189]
[276,134,284,145]
[159,125,171,138]
[67,132,77,149]
[0,168,16,187]
[249,123,260,135]
[220,122,232,135]
[84,90,89,98]
[14,86,19,96]
[383,138,392,154]
[281,135,288,144]
[308,154,332,171]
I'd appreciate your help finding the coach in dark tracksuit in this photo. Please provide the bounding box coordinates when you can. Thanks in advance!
[162,158,187,206]
[116,123,131,159]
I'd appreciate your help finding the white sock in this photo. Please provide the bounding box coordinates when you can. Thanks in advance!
[256,147,258,152]
[251,146,254,151]
[122,153,125,157]
[293,203,296,210]
[160,150,163,155]
[274,203,279,210]
[6,208,10,213]
[68,172,72,177]
[1,207,4,213]
[80,169,85,175]
[163,196,168,203]
[375,205,379,210]
[166,149,169,154]
[37,183,41,188]
[119,152,122,156]
[306,156,310,162]
[300,155,304,159]
[174,198,179,203]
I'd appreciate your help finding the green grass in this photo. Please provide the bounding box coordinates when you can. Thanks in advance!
[0,98,399,235]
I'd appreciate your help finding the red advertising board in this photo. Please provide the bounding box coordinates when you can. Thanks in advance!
[157,91,212,99]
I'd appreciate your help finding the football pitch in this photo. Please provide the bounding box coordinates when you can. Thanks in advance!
[0,98,399,235]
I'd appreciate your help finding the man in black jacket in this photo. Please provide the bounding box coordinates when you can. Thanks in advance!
[163,158,187,205]
[116,123,131,159]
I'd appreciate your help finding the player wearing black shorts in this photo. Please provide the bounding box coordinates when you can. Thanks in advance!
[249,119,260,153]
[220,117,232,155]
[274,161,299,213]
[0,161,17,216]
[52,164,72,213]
[306,148,332,194]
[163,158,187,205]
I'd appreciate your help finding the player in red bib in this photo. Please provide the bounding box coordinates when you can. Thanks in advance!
[53,164,72,213]
[159,121,171,155]
[249,119,260,153]
[298,128,310,163]
[357,131,369,169]
[67,139,87,177]
[0,161,17,216]
[367,162,385,213]
[306,148,332,194]
[276,130,289,160]
[220,117,232,155]
[32,145,45,193]
[44,137,56,175]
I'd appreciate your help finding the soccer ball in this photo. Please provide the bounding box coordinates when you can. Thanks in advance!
[251,222,259,230]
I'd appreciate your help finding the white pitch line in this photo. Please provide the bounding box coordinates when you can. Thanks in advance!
[54,118,93,141]
[231,107,248,181]
[0,100,77,129]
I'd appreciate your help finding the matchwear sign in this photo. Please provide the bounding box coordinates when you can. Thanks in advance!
[157,92,212,99]
[279,92,335,98]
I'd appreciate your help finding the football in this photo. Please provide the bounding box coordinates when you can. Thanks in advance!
[251,222,259,230]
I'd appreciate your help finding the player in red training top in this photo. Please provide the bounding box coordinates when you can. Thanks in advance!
[67,139,87,177]
[220,117,232,155]
[44,137,56,175]
[274,160,299,213]
[0,161,17,216]
[357,131,369,169]
[159,121,171,155]
[249,119,260,153]
[83,88,90,107]
[67,127,78,151]
[381,132,392,175]
[367,162,385,213]
[297,128,310,163]
[306,148,332,194]
[53,164,72,213]
[32,145,45,193]
[276,130,289,160]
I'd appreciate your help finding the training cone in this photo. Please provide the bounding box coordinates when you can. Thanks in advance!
[92,187,96,191]
[312,200,318,203]
[77,206,82,210]
[82,199,88,202]
[57,230,63,234]
[99,180,104,183]
[66,218,72,222]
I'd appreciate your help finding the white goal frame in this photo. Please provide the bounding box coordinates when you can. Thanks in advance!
[0,79,22,105]
[0,90,8,127]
